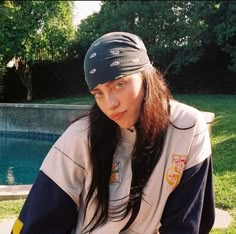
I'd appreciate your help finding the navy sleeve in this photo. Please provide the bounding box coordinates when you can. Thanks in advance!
[12,171,78,234]
[160,156,215,234]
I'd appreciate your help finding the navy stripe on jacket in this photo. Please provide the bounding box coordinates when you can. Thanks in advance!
[160,156,215,234]
[12,170,78,234]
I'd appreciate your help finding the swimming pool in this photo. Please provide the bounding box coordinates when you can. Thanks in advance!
[0,103,89,186]
[0,135,57,185]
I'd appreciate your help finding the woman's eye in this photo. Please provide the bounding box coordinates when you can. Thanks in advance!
[115,82,124,88]
[93,92,103,98]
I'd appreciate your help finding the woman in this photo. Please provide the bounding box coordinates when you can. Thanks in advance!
[12,32,215,234]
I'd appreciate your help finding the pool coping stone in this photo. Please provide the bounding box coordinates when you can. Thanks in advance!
[0,185,32,201]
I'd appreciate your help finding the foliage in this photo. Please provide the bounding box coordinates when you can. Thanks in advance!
[0,0,76,101]
[74,1,208,75]
[212,2,236,73]
[73,1,236,76]
[0,1,75,63]
[29,57,87,101]
[191,1,236,73]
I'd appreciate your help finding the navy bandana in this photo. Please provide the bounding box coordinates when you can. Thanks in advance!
[84,32,151,90]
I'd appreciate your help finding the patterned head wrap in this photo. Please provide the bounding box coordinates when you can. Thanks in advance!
[84,32,151,90]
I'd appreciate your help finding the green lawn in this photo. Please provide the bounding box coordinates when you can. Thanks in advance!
[174,94,236,233]
[174,95,236,209]
[1,94,236,232]
[0,199,25,220]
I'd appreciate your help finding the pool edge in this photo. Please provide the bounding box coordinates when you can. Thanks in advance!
[0,185,31,201]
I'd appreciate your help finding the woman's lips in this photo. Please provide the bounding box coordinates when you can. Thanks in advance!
[109,111,126,121]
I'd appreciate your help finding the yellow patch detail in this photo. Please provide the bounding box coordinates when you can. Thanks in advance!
[166,154,187,191]
[12,218,23,234]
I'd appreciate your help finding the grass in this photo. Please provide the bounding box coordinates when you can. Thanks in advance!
[1,94,236,232]
[174,94,236,233]
[0,199,25,220]
[174,95,236,209]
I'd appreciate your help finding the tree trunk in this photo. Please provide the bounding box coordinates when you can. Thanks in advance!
[17,61,33,102]
[26,85,32,102]
[163,61,175,78]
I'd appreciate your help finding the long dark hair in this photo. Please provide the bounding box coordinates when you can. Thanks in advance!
[82,67,171,233]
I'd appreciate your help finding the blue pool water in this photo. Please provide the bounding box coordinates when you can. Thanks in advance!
[0,136,56,185]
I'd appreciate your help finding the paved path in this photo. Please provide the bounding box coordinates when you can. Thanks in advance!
[0,208,232,233]
[0,219,15,234]
[0,185,31,201]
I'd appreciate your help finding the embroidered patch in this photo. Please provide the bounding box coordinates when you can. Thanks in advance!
[166,154,187,191]
[12,218,23,234]
[110,161,121,184]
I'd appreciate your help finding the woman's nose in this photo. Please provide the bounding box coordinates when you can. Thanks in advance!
[106,93,119,109]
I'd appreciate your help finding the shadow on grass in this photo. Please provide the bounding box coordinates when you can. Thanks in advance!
[212,135,236,173]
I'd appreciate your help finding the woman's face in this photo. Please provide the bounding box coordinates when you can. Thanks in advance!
[91,73,144,129]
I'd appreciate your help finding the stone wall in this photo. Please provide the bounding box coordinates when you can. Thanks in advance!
[0,103,215,136]
[0,104,90,136]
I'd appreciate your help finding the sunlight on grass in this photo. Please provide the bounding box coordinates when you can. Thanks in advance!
[214,173,236,209]
[0,199,25,219]
[212,134,235,145]
[176,94,236,231]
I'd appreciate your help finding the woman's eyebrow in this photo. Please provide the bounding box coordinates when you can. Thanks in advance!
[91,88,99,93]
[91,80,119,93]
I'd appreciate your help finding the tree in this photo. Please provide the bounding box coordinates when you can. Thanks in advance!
[74,1,209,77]
[204,1,236,73]
[0,0,75,101]
[74,1,236,77]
